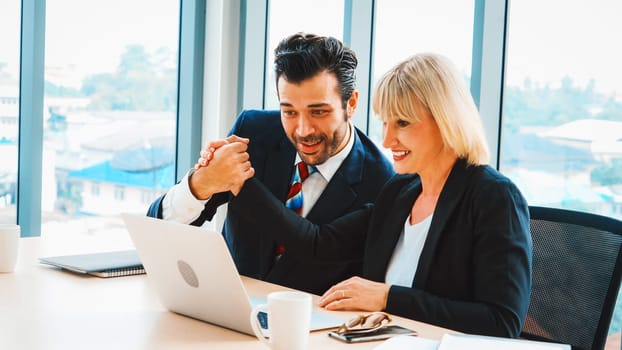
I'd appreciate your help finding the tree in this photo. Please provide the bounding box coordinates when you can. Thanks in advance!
[597,95,622,121]
[80,44,177,111]
[503,76,618,129]
[45,81,82,97]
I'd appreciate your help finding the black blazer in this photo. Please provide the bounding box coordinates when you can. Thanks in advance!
[147,109,394,295]
[232,158,532,338]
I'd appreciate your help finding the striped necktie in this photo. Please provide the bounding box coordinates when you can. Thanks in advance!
[276,161,317,256]
[285,161,317,215]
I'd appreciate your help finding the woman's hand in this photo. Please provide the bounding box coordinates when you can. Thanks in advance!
[194,135,249,170]
[188,135,253,198]
[319,276,390,312]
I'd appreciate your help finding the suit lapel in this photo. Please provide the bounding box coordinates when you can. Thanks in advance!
[412,159,471,288]
[306,131,365,222]
[262,136,297,204]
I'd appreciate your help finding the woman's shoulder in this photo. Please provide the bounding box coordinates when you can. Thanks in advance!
[375,174,420,202]
[385,173,419,188]
[468,164,517,187]
[465,164,527,204]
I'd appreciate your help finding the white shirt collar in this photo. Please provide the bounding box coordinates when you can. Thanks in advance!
[294,122,355,183]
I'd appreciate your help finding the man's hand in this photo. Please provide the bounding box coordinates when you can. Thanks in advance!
[189,137,254,199]
[194,135,249,170]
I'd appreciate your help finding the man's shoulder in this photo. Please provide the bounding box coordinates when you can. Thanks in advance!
[351,127,393,169]
[231,109,284,140]
[331,126,394,192]
[236,109,281,125]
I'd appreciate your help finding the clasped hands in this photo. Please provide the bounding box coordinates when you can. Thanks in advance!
[191,136,391,313]
[189,135,254,199]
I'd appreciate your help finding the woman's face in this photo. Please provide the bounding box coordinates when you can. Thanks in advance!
[381,99,445,175]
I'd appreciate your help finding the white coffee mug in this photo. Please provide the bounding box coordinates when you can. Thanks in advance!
[0,224,20,273]
[250,291,312,350]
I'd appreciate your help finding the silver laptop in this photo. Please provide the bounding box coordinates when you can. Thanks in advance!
[121,213,346,336]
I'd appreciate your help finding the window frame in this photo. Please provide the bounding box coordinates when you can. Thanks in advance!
[18,0,45,237]
[16,0,509,236]
[16,0,203,237]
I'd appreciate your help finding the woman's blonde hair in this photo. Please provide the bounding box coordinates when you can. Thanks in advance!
[372,53,489,165]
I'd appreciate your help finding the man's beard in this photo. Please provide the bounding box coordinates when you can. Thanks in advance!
[293,128,346,166]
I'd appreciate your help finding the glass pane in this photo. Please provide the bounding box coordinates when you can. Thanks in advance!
[43,0,179,239]
[0,1,20,224]
[370,0,475,146]
[264,0,344,109]
[501,0,622,342]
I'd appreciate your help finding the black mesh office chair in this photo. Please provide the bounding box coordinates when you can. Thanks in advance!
[521,206,622,350]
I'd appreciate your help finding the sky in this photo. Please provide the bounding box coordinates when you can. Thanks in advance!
[371,0,474,79]
[0,0,620,96]
[506,0,622,95]
[0,0,179,86]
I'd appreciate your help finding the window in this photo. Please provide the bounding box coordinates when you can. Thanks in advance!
[501,0,622,220]
[91,183,100,197]
[42,0,179,235]
[370,0,475,145]
[263,0,344,109]
[114,186,125,201]
[141,190,154,205]
[501,0,622,338]
[0,0,20,224]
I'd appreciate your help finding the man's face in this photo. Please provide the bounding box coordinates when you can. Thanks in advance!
[277,71,357,166]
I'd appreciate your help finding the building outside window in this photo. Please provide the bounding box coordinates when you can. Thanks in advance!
[91,182,100,197]
[41,0,179,237]
[0,0,20,224]
[114,186,125,202]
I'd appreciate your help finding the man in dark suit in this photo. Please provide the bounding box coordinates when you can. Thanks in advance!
[147,33,394,295]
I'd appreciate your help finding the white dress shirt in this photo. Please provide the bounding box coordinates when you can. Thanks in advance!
[162,123,355,222]
[385,214,433,288]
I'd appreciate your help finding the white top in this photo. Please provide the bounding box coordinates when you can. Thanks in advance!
[162,122,355,222]
[384,214,433,288]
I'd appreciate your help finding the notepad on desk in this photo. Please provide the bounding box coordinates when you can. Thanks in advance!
[39,250,145,278]
[374,333,570,350]
[437,333,570,350]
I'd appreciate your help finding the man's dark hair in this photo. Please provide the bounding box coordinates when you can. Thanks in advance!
[274,32,357,109]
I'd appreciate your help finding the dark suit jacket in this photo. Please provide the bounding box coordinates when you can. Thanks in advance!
[147,109,394,295]
[232,158,532,338]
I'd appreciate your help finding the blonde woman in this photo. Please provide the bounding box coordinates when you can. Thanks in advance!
[222,53,531,337]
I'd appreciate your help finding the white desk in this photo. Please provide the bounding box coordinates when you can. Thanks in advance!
[0,236,451,350]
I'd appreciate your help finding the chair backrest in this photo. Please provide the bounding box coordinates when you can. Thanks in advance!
[522,206,622,350]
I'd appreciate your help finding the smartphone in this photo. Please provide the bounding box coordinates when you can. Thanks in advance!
[328,325,417,343]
